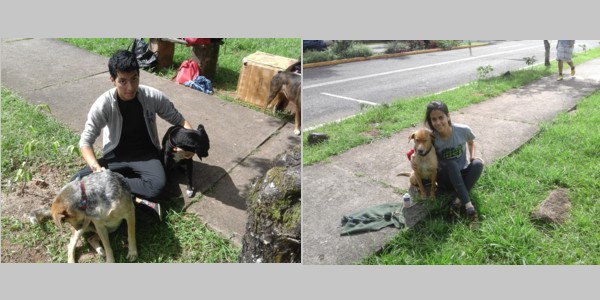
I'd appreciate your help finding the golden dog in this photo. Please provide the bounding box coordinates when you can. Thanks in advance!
[399,128,438,199]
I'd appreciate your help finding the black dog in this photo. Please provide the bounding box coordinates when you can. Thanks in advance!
[161,124,210,197]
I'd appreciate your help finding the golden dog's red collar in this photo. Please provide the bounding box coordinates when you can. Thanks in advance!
[417,145,434,157]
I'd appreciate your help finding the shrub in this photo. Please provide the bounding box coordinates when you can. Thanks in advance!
[303,50,337,63]
[433,40,462,50]
[523,56,536,68]
[406,40,429,50]
[385,41,410,54]
[337,43,372,59]
[477,65,494,80]
[330,40,354,55]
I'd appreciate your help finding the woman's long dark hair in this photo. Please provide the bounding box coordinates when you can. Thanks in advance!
[425,101,451,132]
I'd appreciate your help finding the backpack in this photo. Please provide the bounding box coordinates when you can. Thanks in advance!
[130,38,158,69]
[174,59,200,85]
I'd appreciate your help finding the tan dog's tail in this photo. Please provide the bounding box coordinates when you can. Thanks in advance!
[50,201,68,231]
[29,207,52,225]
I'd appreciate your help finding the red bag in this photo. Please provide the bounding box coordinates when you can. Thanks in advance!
[184,38,212,46]
[174,59,200,84]
[406,149,415,161]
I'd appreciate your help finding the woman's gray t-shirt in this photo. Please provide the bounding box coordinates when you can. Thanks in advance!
[433,123,475,169]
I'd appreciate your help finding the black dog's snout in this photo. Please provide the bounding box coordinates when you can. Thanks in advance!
[196,148,209,159]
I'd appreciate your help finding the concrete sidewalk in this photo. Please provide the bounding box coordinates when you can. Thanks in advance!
[1,38,300,247]
[303,58,600,265]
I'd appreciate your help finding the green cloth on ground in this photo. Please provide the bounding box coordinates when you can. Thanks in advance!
[340,202,406,236]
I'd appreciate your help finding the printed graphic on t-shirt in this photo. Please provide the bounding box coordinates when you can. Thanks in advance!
[440,146,463,160]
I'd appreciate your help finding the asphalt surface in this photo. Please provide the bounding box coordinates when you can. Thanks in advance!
[303,40,600,129]
[1,38,301,247]
[302,57,600,265]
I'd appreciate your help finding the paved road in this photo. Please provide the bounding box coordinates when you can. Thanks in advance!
[303,40,600,129]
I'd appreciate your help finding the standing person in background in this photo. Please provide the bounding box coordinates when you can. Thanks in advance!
[557,40,576,81]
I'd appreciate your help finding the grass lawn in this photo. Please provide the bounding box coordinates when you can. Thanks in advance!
[1,87,240,263]
[303,46,600,165]
[364,89,600,264]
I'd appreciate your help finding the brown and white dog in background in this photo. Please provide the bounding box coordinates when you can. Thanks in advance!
[264,70,301,135]
[398,128,438,200]
[31,170,137,263]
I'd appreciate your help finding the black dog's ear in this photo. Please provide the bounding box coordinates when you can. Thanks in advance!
[194,125,209,159]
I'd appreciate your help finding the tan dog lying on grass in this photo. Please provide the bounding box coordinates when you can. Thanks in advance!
[398,128,438,200]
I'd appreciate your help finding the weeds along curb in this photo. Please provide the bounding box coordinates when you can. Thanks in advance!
[303,43,490,69]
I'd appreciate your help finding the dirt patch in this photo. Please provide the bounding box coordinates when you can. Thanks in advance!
[362,128,381,138]
[1,240,49,263]
[1,165,70,221]
[1,165,74,263]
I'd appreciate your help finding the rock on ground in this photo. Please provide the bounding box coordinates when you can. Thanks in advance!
[530,188,571,225]
[239,146,301,263]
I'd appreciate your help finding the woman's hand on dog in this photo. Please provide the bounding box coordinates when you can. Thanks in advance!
[406,149,418,171]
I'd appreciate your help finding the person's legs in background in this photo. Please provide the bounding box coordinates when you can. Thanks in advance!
[557,59,564,81]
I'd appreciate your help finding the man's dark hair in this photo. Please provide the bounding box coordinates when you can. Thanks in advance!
[108,50,139,79]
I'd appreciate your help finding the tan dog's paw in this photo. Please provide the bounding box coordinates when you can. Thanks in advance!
[294,128,301,136]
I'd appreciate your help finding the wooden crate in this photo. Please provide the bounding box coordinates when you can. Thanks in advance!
[236,51,299,110]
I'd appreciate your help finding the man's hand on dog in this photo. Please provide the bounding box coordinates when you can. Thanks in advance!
[174,147,195,159]
[91,163,106,173]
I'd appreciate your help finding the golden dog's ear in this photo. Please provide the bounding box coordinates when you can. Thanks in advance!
[408,133,415,143]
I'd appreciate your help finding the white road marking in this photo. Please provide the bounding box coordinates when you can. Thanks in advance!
[320,93,379,106]
[304,44,542,89]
